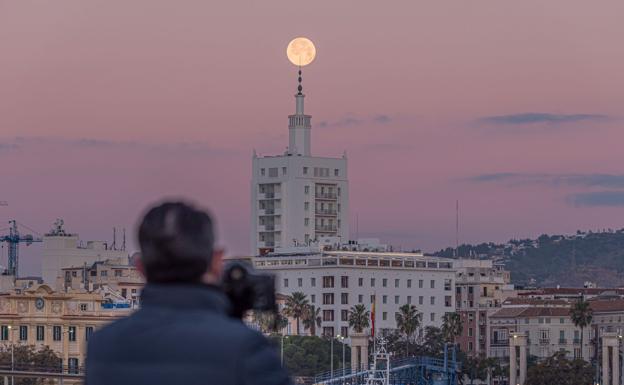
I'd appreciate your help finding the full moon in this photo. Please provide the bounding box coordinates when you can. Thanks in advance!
[286,37,316,67]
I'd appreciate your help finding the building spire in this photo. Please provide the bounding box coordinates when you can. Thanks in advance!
[289,66,311,155]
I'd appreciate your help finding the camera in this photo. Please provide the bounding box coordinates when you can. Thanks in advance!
[221,261,277,319]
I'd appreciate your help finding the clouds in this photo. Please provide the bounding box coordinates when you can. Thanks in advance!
[318,114,393,128]
[478,113,610,126]
[467,172,624,207]
[568,191,624,207]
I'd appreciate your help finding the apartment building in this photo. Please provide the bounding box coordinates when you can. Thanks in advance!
[454,259,513,356]
[489,298,591,361]
[253,248,456,338]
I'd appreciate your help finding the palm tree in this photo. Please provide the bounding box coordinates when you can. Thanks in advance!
[283,292,309,335]
[253,310,289,334]
[569,299,593,359]
[303,304,322,336]
[395,304,422,356]
[348,304,370,333]
[441,312,463,344]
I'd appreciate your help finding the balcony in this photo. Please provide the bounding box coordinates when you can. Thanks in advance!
[539,338,550,345]
[316,225,338,233]
[258,192,280,200]
[259,208,281,216]
[315,209,337,216]
[491,340,509,347]
[559,338,567,344]
[573,338,581,344]
[315,192,337,200]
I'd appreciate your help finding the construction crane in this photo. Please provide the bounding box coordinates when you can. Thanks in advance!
[0,220,43,277]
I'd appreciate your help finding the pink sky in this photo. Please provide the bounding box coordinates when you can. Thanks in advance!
[1,1,623,275]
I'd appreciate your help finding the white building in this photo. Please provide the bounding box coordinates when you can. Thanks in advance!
[41,220,128,288]
[250,76,349,255]
[253,248,456,338]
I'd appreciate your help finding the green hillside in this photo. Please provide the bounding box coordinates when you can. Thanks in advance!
[433,229,624,287]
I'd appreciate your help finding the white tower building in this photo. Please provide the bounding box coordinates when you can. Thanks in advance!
[250,70,349,255]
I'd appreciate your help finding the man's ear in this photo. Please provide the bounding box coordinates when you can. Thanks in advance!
[210,248,225,277]
[135,255,146,278]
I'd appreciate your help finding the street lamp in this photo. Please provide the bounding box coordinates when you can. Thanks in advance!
[7,325,14,385]
[280,334,289,367]
[337,334,346,382]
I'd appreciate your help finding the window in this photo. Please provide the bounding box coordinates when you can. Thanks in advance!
[311,277,316,287]
[560,318,565,324]
[358,278,363,287]
[341,310,349,321]
[53,326,61,341]
[284,279,289,288]
[468,342,473,351]
[430,313,435,322]
[19,326,27,341]
[370,295,376,304]
[382,312,387,321]
[68,326,76,342]
[303,167,308,175]
[298,278,303,287]
[322,276,334,288]
[261,168,265,176]
[407,279,412,288]
[341,276,349,288]
[100,270,108,277]
[80,303,88,311]
[341,327,349,338]
[395,279,400,288]
[468,286,474,294]
[430,280,435,289]
[323,327,335,337]
[323,293,335,305]
[0,326,8,341]
[341,293,349,305]
[394,295,399,304]
[445,296,452,307]
[86,326,94,341]
[36,326,44,341]
[407,296,412,304]
[382,295,387,304]
[68,358,79,374]
[418,280,423,288]
[444,279,452,291]
[114,270,122,277]
[468,328,473,337]
[282,167,287,175]
[419,296,424,305]
[304,202,309,211]
[371,278,375,287]
[304,218,309,226]
[323,310,334,322]
[334,169,339,176]
[468,313,474,322]
[311,295,316,303]
[430,296,435,305]
[358,295,363,303]
[382,278,388,287]
[268,168,278,177]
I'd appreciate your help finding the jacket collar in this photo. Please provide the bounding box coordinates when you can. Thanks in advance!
[140,283,231,314]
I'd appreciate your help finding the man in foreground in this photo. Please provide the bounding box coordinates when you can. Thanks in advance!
[86,201,291,385]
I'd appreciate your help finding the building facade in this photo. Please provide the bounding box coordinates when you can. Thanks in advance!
[253,249,456,339]
[454,259,513,356]
[250,81,349,255]
[0,284,132,371]
[42,220,128,287]
[489,298,591,361]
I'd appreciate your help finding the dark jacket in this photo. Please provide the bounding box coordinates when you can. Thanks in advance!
[86,283,291,385]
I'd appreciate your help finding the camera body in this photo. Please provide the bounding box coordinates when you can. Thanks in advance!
[221,261,277,319]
